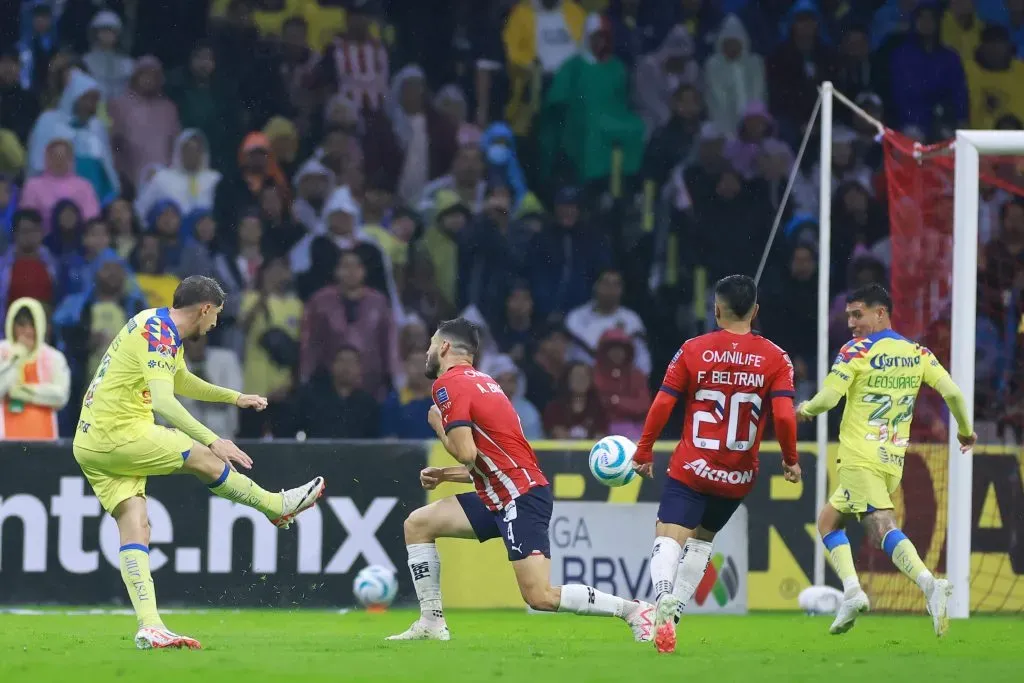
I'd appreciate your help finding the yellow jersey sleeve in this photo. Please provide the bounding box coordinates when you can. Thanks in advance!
[823,342,861,395]
[920,346,951,388]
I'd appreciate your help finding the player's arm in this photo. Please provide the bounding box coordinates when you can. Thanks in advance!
[797,347,856,420]
[174,364,241,405]
[419,465,473,490]
[427,385,478,466]
[768,353,801,480]
[922,349,976,449]
[634,347,689,470]
[135,336,220,446]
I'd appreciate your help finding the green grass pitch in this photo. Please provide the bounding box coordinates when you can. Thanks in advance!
[1,609,1021,683]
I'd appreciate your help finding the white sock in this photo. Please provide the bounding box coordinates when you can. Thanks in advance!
[650,536,683,600]
[916,570,936,595]
[672,539,713,610]
[407,543,444,623]
[557,584,627,618]
[843,575,862,597]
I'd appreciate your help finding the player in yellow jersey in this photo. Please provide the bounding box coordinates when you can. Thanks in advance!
[797,284,976,637]
[73,276,325,650]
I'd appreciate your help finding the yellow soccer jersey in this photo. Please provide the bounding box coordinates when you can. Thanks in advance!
[823,329,951,475]
[74,307,185,451]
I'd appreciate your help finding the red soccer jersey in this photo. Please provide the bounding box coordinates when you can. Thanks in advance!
[433,365,549,511]
[659,331,795,498]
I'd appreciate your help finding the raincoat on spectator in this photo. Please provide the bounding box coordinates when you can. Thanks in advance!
[135,129,222,219]
[27,70,119,203]
[109,56,181,189]
[703,14,765,137]
[480,122,527,207]
[592,327,650,440]
[633,25,701,133]
[20,139,100,235]
[82,10,134,101]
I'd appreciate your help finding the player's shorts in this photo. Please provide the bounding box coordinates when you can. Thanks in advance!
[457,485,553,562]
[73,425,193,513]
[828,466,901,518]
[657,477,742,533]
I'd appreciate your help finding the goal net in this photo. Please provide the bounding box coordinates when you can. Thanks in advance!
[839,127,1024,614]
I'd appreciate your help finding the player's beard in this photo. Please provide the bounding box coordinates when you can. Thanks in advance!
[425,349,441,379]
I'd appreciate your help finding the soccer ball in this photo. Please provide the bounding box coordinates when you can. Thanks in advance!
[798,585,844,616]
[588,435,638,487]
[353,565,398,609]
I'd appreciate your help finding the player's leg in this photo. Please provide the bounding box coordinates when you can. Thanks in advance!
[817,501,862,598]
[503,487,653,642]
[179,438,324,528]
[386,494,480,641]
[669,492,742,616]
[821,469,873,634]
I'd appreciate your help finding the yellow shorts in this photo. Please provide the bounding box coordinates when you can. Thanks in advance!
[828,466,902,518]
[73,425,194,513]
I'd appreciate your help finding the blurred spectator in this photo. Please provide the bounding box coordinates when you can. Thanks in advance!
[315,125,359,181]
[178,335,242,439]
[364,65,457,206]
[18,2,58,91]
[760,241,819,389]
[434,85,482,147]
[104,197,139,260]
[263,116,300,178]
[724,101,785,179]
[295,345,380,439]
[670,0,723,61]
[259,184,304,258]
[492,281,536,364]
[229,209,265,295]
[799,126,873,217]
[607,0,662,69]
[177,209,225,281]
[417,189,470,314]
[369,206,418,298]
[135,130,222,219]
[0,124,24,176]
[767,1,840,138]
[888,4,968,133]
[543,361,608,439]
[964,25,1024,129]
[833,22,887,106]
[315,0,390,113]
[146,199,185,271]
[214,132,289,238]
[43,198,83,259]
[291,157,335,232]
[482,352,545,440]
[131,233,179,308]
[82,10,134,102]
[379,350,435,439]
[166,40,241,173]
[21,138,99,234]
[527,186,611,318]
[0,176,16,236]
[980,198,1024,294]
[830,181,889,286]
[28,70,119,203]
[0,48,40,143]
[37,47,74,112]
[402,248,455,331]
[828,254,887,349]
[643,84,702,187]
[239,257,302,439]
[704,14,764,138]
[418,144,485,215]
[566,267,651,374]
[480,123,527,208]
[522,322,570,413]
[942,0,983,64]
[300,249,396,400]
[592,327,650,440]
[693,167,772,282]
[277,16,318,129]
[461,184,530,325]
[872,0,918,50]
[0,296,70,441]
[633,24,700,136]
[1,209,55,319]
[540,15,645,184]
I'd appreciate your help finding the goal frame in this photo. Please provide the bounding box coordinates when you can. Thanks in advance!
[814,84,1023,619]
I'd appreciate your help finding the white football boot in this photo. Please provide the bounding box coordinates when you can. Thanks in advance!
[652,594,680,653]
[624,601,655,642]
[829,589,871,635]
[386,619,451,641]
[135,626,202,650]
[926,578,952,637]
[270,476,325,529]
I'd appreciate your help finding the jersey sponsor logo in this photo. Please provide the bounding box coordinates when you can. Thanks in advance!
[141,389,152,405]
[869,353,921,371]
[147,359,175,372]
[830,368,851,382]
[76,420,90,433]
[435,387,449,404]
[683,458,754,485]
[700,350,764,367]
[670,348,682,365]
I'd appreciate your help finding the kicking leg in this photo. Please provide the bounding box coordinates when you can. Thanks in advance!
[386,495,477,641]
[180,441,324,528]
[670,526,715,622]
[113,496,200,650]
[818,504,864,598]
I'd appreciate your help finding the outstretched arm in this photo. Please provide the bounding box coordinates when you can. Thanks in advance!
[174,366,241,405]
[797,386,844,419]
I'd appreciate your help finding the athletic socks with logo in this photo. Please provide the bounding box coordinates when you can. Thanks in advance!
[557,584,627,618]
[673,538,713,608]
[650,536,683,600]
[407,543,445,623]
[822,530,863,598]
[883,529,935,594]
[119,544,163,629]
[207,465,284,517]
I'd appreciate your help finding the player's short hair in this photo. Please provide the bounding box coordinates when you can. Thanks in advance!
[172,275,227,309]
[12,305,33,328]
[436,317,480,358]
[714,274,758,318]
[847,283,893,313]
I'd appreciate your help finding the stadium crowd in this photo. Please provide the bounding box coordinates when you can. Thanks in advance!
[0,0,1023,442]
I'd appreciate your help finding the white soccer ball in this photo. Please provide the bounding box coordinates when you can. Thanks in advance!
[353,565,398,608]
[588,435,638,487]
[798,585,844,616]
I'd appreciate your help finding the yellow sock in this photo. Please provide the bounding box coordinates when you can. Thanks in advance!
[883,530,935,591]
[207,465,283,517]
[119,545,163,629]
[822,530,861,595]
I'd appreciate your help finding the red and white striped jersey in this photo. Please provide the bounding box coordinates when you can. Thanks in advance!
[433,365,548,511]
[330,37,389,111]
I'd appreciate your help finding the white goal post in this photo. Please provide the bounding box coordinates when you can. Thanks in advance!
[812,84,1024,619]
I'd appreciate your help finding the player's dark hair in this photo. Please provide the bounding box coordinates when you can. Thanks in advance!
[847,283,893,313]
[12,209,42,231]
[436,317,480,358]
[12,306,33,328]
[172,275,227,309]
[714,274,758,318]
